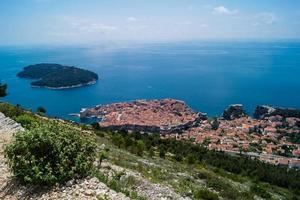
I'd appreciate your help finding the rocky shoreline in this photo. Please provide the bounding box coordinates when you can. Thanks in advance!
[31,80,97,90]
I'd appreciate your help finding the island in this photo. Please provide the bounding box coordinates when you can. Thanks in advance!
[17,63,99,89]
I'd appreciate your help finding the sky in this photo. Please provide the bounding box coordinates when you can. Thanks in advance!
[0,0,300,45]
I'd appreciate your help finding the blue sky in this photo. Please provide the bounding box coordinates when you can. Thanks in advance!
[1,0,300,45]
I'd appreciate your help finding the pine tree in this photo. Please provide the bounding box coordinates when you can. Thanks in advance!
[0,83,7,97]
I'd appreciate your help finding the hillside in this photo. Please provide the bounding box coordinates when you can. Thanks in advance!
[17,63,98,89]
[0,103,299,200]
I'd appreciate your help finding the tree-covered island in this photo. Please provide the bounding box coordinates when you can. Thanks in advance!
[17,63,98,89]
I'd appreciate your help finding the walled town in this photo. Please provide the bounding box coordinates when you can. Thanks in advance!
[81,100,300,168]
[80,99,206,133]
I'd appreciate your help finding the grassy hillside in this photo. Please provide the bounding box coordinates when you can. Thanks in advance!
[0,102,299,200]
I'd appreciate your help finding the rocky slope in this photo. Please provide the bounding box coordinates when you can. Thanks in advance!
[0,112,24,135]
[0,107,297,199]
[0,112,128,200]
[0,112,189,200]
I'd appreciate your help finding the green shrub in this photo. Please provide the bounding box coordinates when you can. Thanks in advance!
[187,154,196,164]
[37,106,46,114]
[207,177,242,200]
[159,149,166,158]
[5,123,96,185]
[250,183,271,199]
[112,134,125,148]
[0,103,24,118]
[148,147,155,158]
[137,140,146,154]
[15,114,37,129]
[194,188,219,200]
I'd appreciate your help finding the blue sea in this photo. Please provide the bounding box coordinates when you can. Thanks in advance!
[1,40,300,121]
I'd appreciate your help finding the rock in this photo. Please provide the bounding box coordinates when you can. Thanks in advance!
[254,105,300,119]
[223,104,247,120]
[254,105,276,119]
[66,179,74,187]
[84,189,94,196]
[0,112,25,135]
[99,143,106,150]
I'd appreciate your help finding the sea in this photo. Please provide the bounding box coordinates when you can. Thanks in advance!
[1,40,300,122]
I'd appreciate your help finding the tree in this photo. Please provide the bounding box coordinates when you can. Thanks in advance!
[159,149,166,158]
[174,153,183,162]
[203,137,211,147]
[0,82,7,97]
[98,151,108,167]
[37,106,46,114]
[211,118,219,130]
[148,147,155,158]
[136,140,146,156]
[187,154,196,164]
[112,134,124,148]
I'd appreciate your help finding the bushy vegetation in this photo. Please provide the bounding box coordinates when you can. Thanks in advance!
[1,103,298,199]
[94,128,300,195]
[5,123,96,185]
[15,114,37,129]
[18,63,98,88]
[0,103,42,128]
[0,103,25,119]
[255,105,300,119]
[193,188,219,200]
[272,108,300,119]
[288,133,300,144]
[250,183,271,199]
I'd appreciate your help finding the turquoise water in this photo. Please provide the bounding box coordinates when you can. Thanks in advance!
[1,41,300,121]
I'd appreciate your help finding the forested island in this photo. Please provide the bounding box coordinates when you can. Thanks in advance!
[17,63,98,89]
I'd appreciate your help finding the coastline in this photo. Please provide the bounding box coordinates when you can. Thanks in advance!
[31,80,97,90]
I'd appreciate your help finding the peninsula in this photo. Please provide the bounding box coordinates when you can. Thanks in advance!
[80,100,300,168]
[17,63,98,89]
[80,99,207,134]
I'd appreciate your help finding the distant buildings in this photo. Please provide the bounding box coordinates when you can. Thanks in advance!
[81,100,300,168]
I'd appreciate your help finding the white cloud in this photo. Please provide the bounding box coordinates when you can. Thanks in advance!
[213,6,238,15]
[126,17,138,23]
[60,16,117,34]
[74,22,116,32]
[252,12,276,26]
